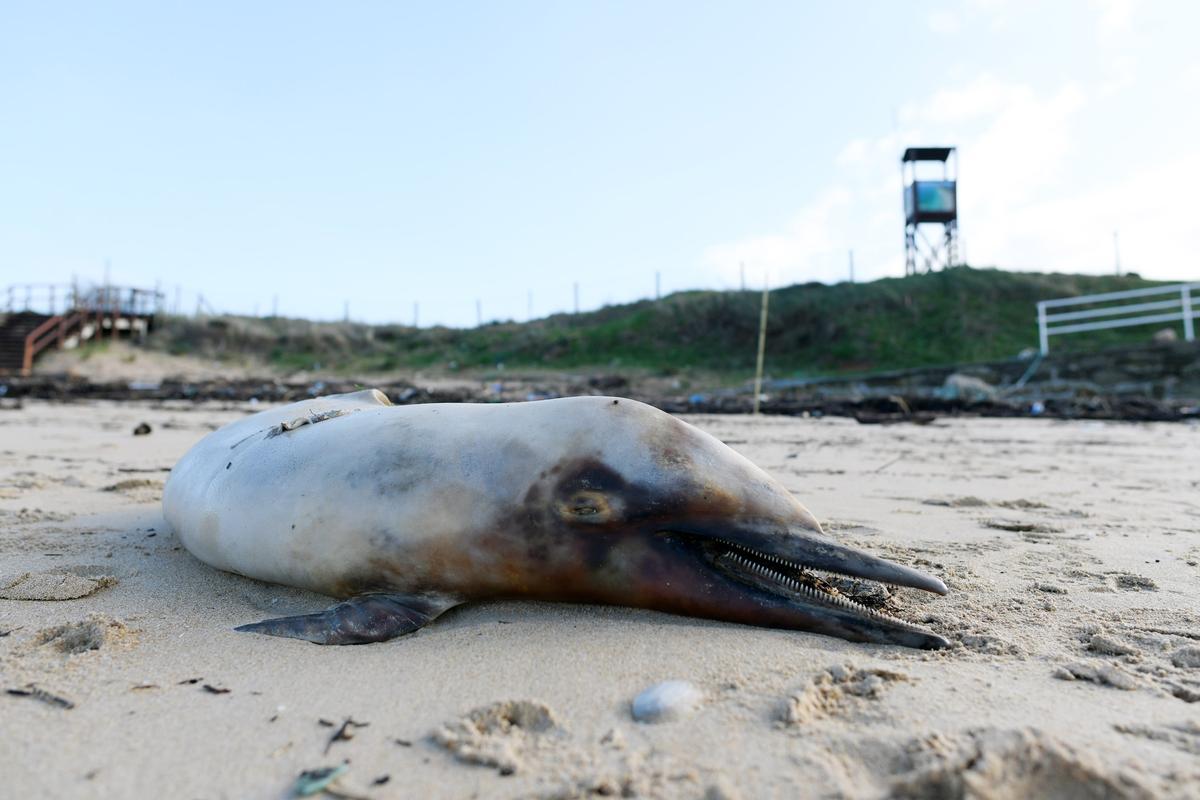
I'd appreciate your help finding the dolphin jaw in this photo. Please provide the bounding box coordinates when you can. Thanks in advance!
[661,528,951,649]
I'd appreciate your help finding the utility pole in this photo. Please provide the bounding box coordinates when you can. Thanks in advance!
[740,262,746,291]
[752,276,770,416]
[1113,230,1121,276]
[655,272,661,301]
[848,250,855,283]
[573,282,579,314]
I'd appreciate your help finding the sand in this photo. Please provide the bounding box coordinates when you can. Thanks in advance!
[1,399,1198,799]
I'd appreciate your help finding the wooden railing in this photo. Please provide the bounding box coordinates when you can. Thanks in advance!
[22,311,89,374]
[4,282,165,375]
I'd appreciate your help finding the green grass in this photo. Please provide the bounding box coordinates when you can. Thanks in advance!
[147,267,1181,378]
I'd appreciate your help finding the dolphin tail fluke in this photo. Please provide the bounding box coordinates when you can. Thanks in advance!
[234,592,460,645]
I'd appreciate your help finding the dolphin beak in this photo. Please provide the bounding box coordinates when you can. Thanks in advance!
[659,520,952,650]
[777,530,949,595]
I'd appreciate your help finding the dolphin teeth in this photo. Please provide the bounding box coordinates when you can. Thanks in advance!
[712,539,937,637]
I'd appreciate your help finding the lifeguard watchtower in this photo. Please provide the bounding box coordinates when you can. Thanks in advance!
[902,146,959,274]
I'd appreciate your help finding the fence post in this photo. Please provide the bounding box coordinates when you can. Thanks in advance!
[1183,285,1196,342]
[1037,302,1049,355]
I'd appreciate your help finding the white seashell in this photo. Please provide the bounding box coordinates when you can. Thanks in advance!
[631,680,703,723]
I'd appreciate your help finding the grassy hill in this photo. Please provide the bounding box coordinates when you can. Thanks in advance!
[149,268,1179,378]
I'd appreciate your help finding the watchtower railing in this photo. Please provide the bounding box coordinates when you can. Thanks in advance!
[1037,282,1198,354]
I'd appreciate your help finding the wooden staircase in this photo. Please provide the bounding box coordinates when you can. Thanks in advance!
[2,283,164,376]
[0,312,52,374]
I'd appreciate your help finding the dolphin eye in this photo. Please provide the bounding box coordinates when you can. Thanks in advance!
[560,491,613,522]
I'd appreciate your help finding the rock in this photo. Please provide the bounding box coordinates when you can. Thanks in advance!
[631,680,704,723]
[1153,328,1178,344]
[133,422,152,435]
[940,374,997,402]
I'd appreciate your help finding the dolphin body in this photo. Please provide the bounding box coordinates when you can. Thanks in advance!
[163,390,949,649]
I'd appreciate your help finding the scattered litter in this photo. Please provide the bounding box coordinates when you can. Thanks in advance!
[325,717,369,753]
[394,738,412,747]
[631,680,704,724]
[178,677,203,685]
[202,684,230,695]
[131,684,158,691]
[372,775,390,786]
[0,626,23,637]
[292,763,347,797]
[132,422,152,436]
[6,685,75,709]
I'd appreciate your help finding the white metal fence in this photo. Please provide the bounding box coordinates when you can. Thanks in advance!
[1037,282,1198,354]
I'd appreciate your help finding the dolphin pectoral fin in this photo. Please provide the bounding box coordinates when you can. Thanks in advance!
[234,593,460,645]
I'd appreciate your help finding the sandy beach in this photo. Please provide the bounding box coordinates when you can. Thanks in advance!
[2,399,1199,799]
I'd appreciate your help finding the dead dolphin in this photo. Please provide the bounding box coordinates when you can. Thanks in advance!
[163,390,949,648]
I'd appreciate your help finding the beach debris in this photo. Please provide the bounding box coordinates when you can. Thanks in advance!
[0,626,22,637]
[292,763,348,797]
[178,677,203,685]
[939,373,997,403]
[102,478,163,493]
[7,684,75,709]
[434,700,558,775]
[1171,646,1200,669]
[0,569,116,601]
[394,738,412,747]
[131,684,158,691]
[1032,582,1067,594]
[372,775,390,786]
[783,665,908,725]
[202,684,230,695]
[132,422,152,436]
[600,728,626,749]
[324,717,369,753]
[631,680,704,724]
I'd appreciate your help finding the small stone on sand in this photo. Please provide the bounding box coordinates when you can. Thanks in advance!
[631,680,703,724]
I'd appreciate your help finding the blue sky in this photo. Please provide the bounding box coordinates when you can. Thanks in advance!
[1,1,1196,325]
